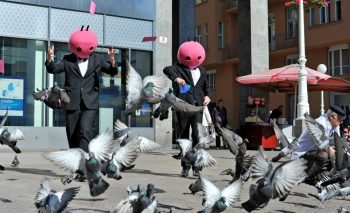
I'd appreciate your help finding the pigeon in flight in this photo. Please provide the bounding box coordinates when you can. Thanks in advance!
[33,82,70,109]
[199,175,241,213]
[241,147,307,212]
[34,178,80,213]
[45,131,114,197]
[125,59,169,114]
[0,110,24,154]
[304,113,334,150]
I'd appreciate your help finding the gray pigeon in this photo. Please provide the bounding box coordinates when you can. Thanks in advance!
[271,120,298,162]
[34,178,80,213]
[152,89,204,120]
[304,113,333,149]
[189,176,202,194]
[199,176,241,213]
[338,207,350,213]
[45,131,114,197]
[114,119,161,152]
[125,59,169,114]
[241,147,307,212]
[308,187,350,208]
[33,82,70,109]
[101,137,141,180]
[11,155,19,167]
[0,110,24,154]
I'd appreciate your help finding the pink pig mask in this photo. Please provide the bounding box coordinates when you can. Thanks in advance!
[177,41,205,69]
[68,26,98,59]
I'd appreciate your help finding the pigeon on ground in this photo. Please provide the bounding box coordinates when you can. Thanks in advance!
[11,155,19,167]
[45,131,113,197]
[199,175,241,213]
[34,178,80,213]
[241,147,307,212]
[309,186,350,208]
[0,110,24,154]
[112,184,157,213]
[216,125,252,182]
[271,120,298,162]
[114,119,161,153]
[101,137,141,180]
[189,176,202,194]
[152,89,204,120]
[337,207,350,213]
[32,82,70,109]
[125,59,169,114]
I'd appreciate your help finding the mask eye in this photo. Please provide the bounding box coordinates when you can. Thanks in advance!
[197,56,202,60]
[77,47,82,52]
[90,47,94,51]
[185,56,191,61]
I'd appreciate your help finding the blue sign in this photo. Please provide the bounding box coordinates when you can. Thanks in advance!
[0,76,25,117]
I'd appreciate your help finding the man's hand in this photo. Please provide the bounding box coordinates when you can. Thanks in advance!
[47,45,54,62]
[203,96,211,106]
[108,47,117,67]
[175,78,186,86]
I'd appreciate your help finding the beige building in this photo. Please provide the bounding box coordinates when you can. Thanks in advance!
[195,0,350,130]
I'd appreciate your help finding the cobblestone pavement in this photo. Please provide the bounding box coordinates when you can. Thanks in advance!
[0,149,349,213]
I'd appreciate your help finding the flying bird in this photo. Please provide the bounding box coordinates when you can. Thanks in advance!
[34,178,80,213]
[33,82,70,109]
[0,110,24,154]
[45,131,114,197]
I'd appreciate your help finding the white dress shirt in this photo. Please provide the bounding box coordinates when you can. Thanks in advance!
[291,113,340,160]
[77,58,89,77]
[190,68,201,86]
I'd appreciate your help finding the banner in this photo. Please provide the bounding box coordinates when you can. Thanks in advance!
[0,77,25,117]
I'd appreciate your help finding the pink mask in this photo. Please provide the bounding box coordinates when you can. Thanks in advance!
[177,41,205,69]
[68,26,98,59]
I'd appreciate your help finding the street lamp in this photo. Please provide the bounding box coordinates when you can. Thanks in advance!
[317,64,327,115]
[296,1,309,119]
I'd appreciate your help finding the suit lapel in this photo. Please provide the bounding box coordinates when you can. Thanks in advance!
[183,67,194,86]
[71,54,82,78]
[84,54,95,77]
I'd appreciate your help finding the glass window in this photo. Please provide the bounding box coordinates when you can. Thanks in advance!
[329,45,349,76]
[287,8,298,38]
[195,25,202,44]
[218,21,224,49]
[0,37,47,126]
[286,55,299,65]
[206,72,215,91]
[203,23,208,50]
[320,0,331,24]
[309,8,316,27]
[128,50,153,127]
[335,0,341,21]
[268,13,276,50]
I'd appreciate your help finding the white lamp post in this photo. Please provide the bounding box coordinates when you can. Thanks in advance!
[296,1,310,119]
[317,64,327,115]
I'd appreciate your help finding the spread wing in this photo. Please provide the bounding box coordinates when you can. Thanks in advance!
[138,137,161,152]
[114,119,130,141]
[54,187,80,213]
[216,125,240,155]
[304,113,330,149]
[0,109,8,128]
[59,89,70,104]
[194,149,216,168]
[9,128,24,141]
[32,88,50,101]
[34,178,51,208]
[88,130,114,162]
[44,149,85,172]
[126,60,143,109]
[142,75,169,103]
[165,92,204,114]
[113,138,140,167]
[251,147,271,179]
[272,120,289,148]
[221,180,242,207]
[200,175,221,209]
[271,159,307,198]
[177,139,193,157]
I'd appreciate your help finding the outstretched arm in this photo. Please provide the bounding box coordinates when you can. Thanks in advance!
[101,47,118,75]
[45,45,65,74]
[163,65,185,85]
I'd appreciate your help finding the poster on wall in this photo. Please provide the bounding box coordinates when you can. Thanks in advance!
[0,76,25,117]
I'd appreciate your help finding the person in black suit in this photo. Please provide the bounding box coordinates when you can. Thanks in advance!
[45,43,117,152]
[163,41,211,177]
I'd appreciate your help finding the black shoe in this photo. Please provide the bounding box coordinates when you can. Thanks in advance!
[193,170,200,177]
[181,168,189,177]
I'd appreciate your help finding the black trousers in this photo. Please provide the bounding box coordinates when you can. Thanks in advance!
[177,111,203,147]
[65,101,97,152]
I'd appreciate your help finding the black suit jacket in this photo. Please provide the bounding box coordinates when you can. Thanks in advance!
[163,63,211,106]
[45,53,118,110]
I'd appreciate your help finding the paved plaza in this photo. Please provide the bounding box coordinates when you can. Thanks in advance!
[0,148,349,213]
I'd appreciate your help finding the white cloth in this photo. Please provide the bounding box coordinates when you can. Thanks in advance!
[202,106,212,127]
[77,58,89,77]
[291,114,340,160]
[190,68,201,86]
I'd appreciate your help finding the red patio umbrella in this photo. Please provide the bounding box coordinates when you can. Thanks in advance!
[236,64,350,93]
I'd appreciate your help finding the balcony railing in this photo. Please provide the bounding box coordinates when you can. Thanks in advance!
[225,0,238,10]
[226,43,239,59]
[269,33,298,51]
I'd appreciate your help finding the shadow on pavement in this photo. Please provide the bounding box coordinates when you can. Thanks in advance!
[69,208,109,212]
[289,192,308,198]
[158,203,193,211]
[74,198,105,202]
[275,210,296,213]
[125,168,197,179]
[0,197,12,203]
[284,201,318,208]
[5,167,63,178]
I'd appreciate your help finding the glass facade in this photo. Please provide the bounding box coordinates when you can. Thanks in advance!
[0,37,47,126]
